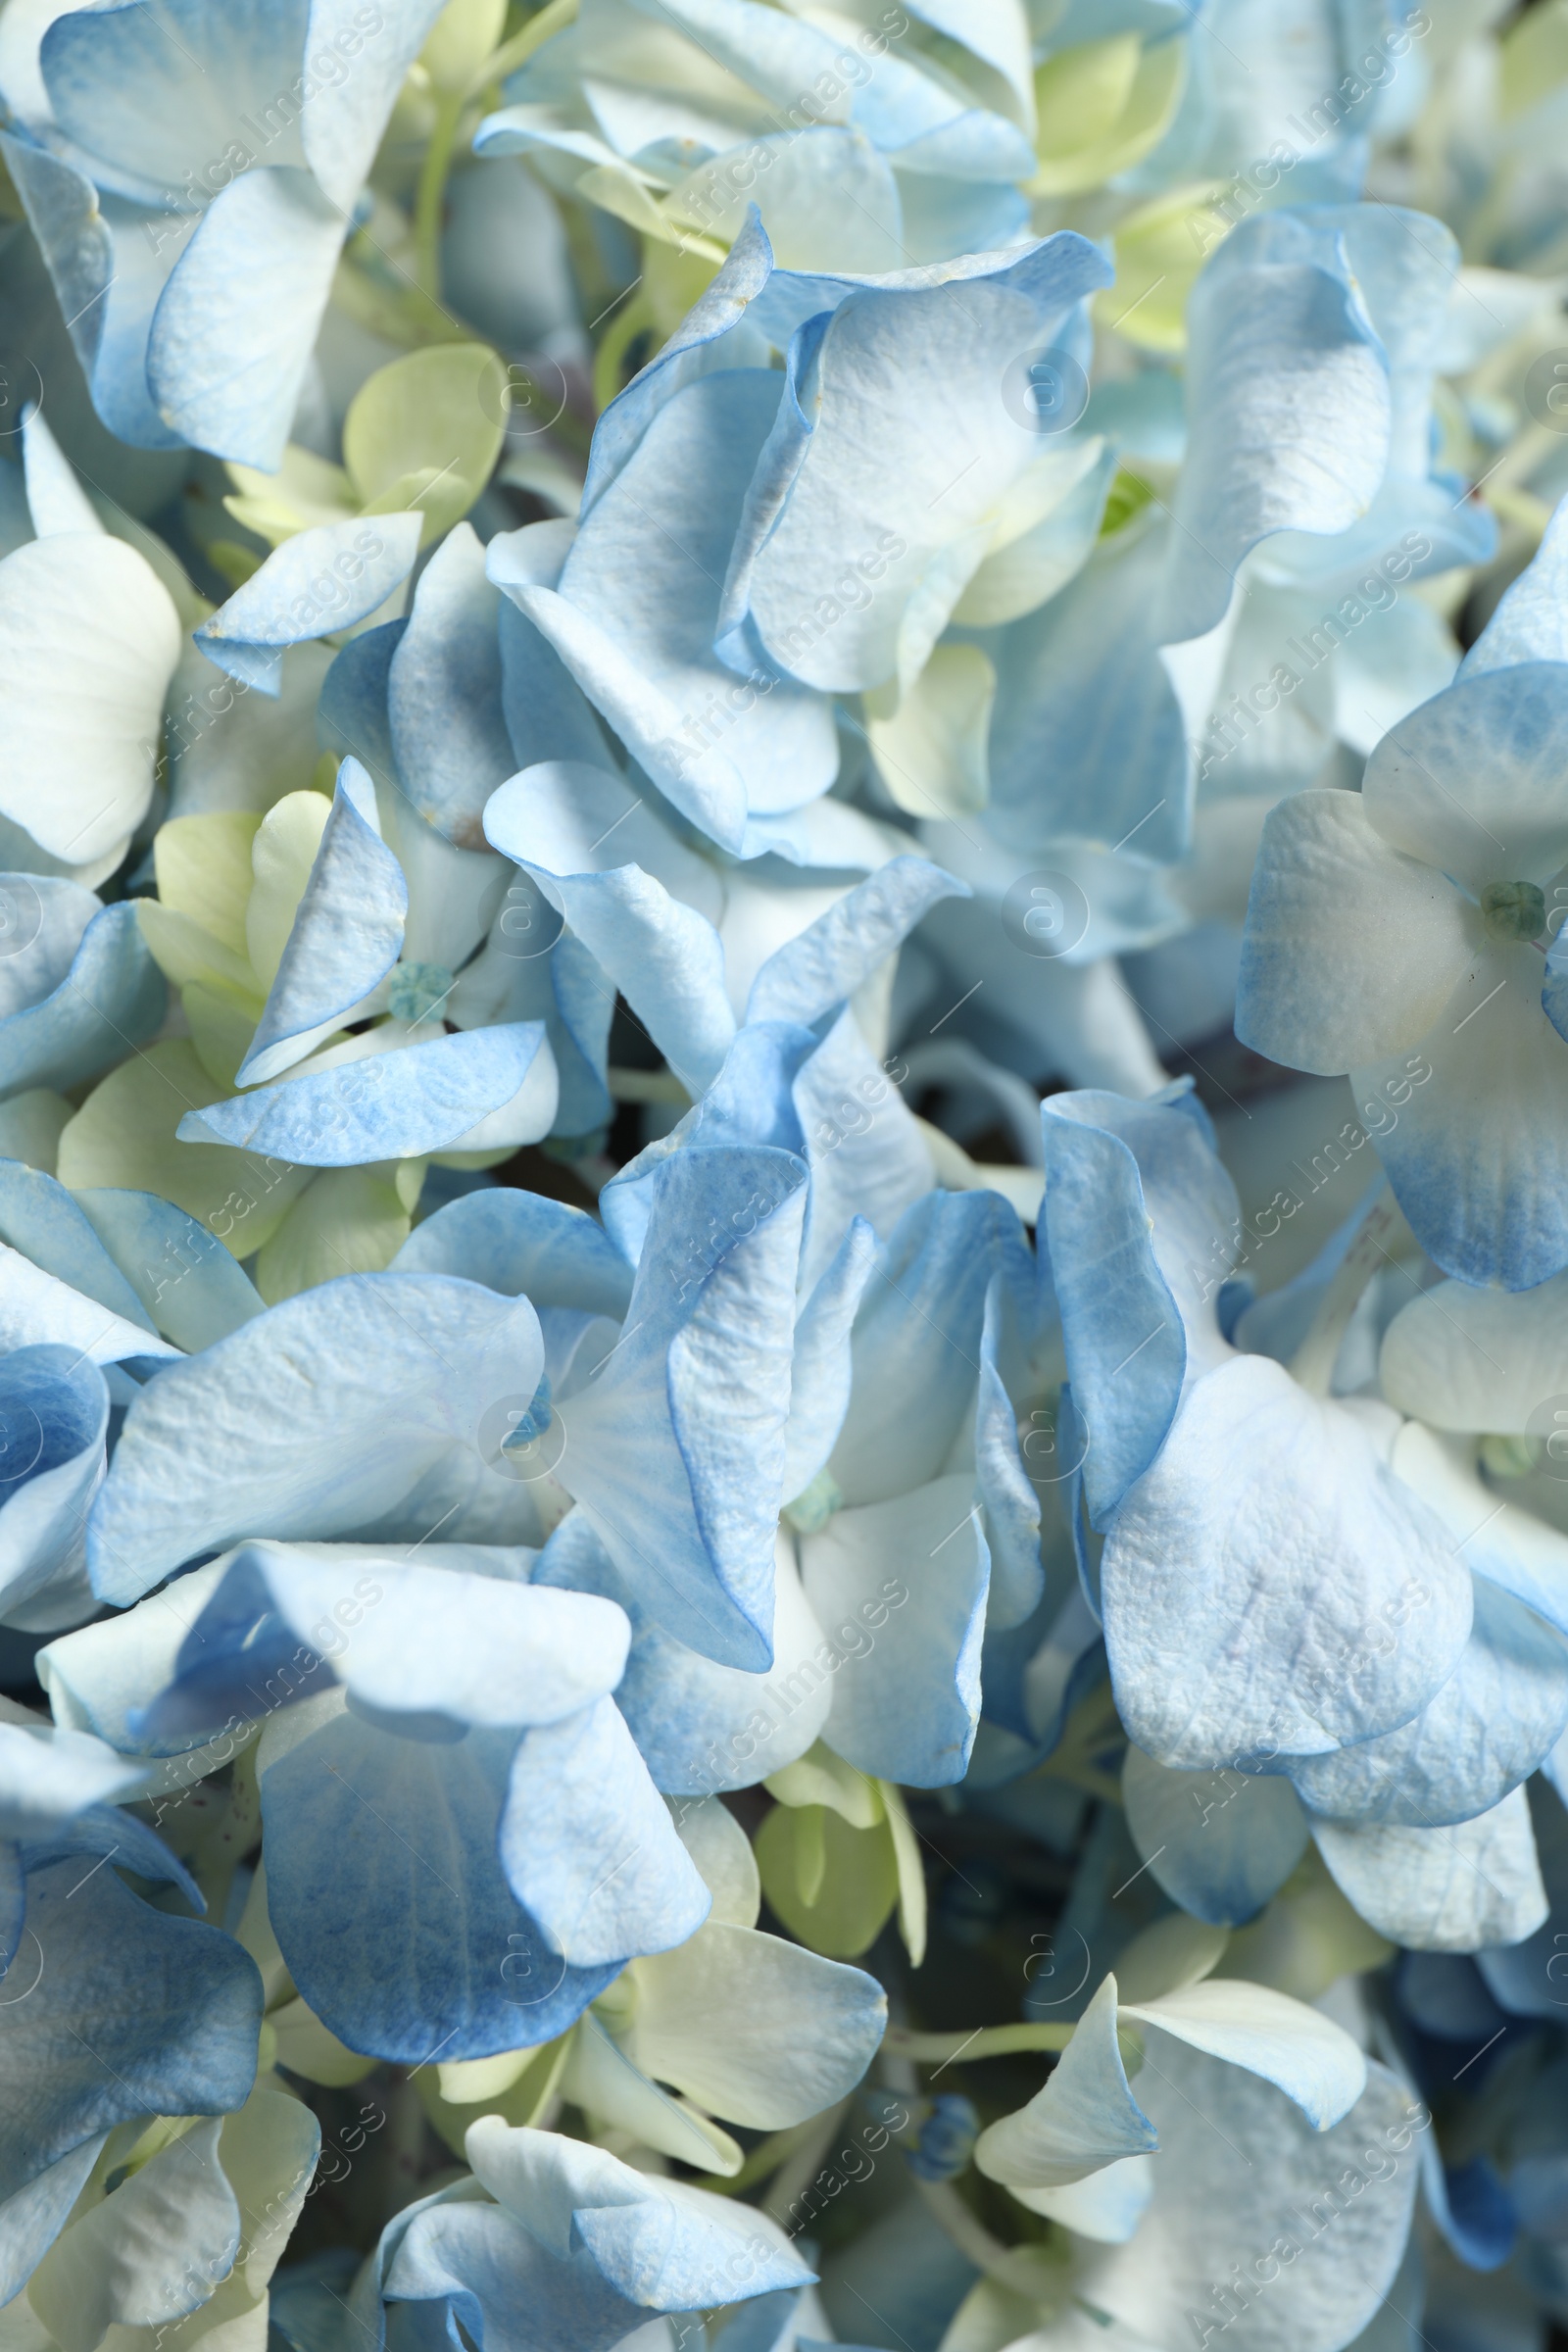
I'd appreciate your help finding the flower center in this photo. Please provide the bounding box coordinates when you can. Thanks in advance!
[1480,880,1544,942]
[387,960,455,1023]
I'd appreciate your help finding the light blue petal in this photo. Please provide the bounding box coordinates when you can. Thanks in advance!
[974,1273,1045,1632]
[87,1273,546,1601]
[388,524,515,851]
[987,521,1191,865]
[1313,1789,1548,1952]
[0,901,166,1100]
[539,1510,830,1794]
[792,1010,934,1296]
[746,857,965,1026]
[0,1345,107,1625]
[1464,493,1568,674]
[0,1244,177,1368]
[379,2194,647,2352]
[498,592,612,773]
[1363,662,1568,894]
[0,1718,140,1839]
[237,760,407,1087]
[137,1542,628,1739]
[599,1021,812,1266]
[0,1856,260,2209]
[21,1802,203,1912]
[318,616,402,781]
[484,762,735,1094]
[1041,1086,1223,1527]
[148,167,350,467]
[179,1022,554,1164]
[20,407,99,540]
[0,879,97,1025]
[801,1471,988,1786]
[781,1218,878,1501]
[573,208,776,516]
[1352,939,1568,1291]
[300,0,448,210]
[195,513,421,692]
[558,1146,807,1671]
[1103,1355,1475,1769]
[828,1189,1026,1506]
[499,370,840,842]
[262,1705,618,2059]
[545,933,615,1136]
[0,2137,107,2310]
[466,2120,813,2307]
[1287,1576,1568,1827]
[73,1189,264,1349]
[500,1695,710,1965]
[392,1189,633,1318]
[482,760,722,912]
[1121,1742,1309,1926]
[40,0,308,186]
[732,237,1110,694]
[1154,218,1392,643]
[0,1160,152,1330]
[0,136,184,450]
[1235,789,1474,1078]
[1080,2051,1419,2351]
[974,1973,1156,2188]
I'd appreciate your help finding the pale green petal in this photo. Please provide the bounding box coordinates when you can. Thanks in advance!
[251,1164,413,1303]
[58,1042,311,1257]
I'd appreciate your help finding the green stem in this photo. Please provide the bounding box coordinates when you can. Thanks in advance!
[415,83,466,299]
[883,2023,1073,2063]
[466,0,579,99]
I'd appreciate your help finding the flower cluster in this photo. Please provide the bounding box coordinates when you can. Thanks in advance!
[2,2,1568,2349]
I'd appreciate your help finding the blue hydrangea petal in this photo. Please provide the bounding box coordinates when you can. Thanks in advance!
[87,1273,546,1601]
[465,2119,813,2307]
[800,1471,988,1787]
[261,1703,617,2060]
[1102,1355,1474,1768]
[1122,1743,1310,1927]
[195,514,421,693]
[237,761,408,1088]
[388,524,515,852]
[1313,1789,1548,1952]
[500,1695,710,1966]
[1287,1576,1568,1828]
[559,1146,807,1672]
[179,1022,555,1164]
[0,900,167,1101]
[148,167,351,468]
[73,1190,264,1350]
[392,1190,633,1318]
